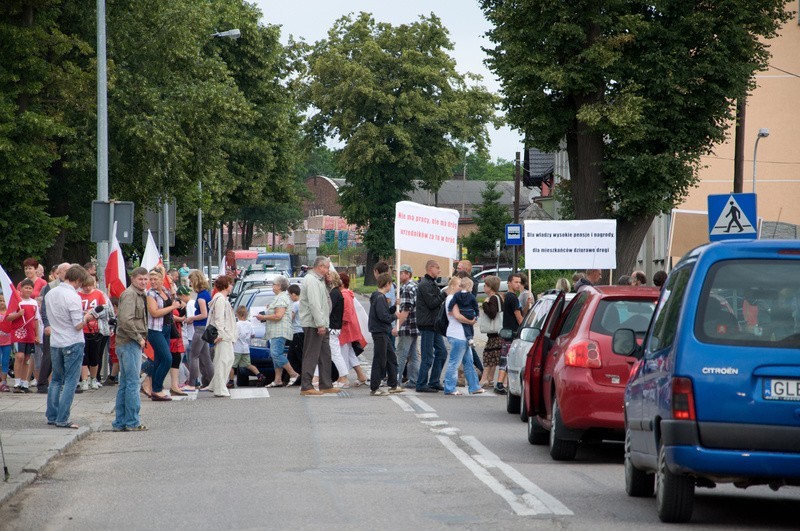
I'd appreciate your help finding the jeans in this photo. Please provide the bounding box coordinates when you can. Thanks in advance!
[445,337,480,394]
[471,345,484,374]
[46,342,84,426]
[0,345,10,374]
[417,328,447,391]
[148,326,172,393]
[113,340,143,429]
[269,336,289,367]
[396,335,419,385]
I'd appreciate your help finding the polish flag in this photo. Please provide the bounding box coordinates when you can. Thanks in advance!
[140,230,171,290]
[105,221,127,298]
[0,264,23,334]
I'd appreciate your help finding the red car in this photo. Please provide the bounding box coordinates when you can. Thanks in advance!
[523,286,659,461]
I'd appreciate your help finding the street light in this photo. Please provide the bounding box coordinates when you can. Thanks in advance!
[752,128,769,194]
[197,28,241,273]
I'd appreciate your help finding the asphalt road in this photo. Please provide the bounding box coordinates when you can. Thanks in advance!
[2,383,800,530]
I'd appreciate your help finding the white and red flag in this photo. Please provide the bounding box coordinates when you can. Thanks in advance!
[105,221,127,298]
[0,264,23,334]
[140,229,171,290]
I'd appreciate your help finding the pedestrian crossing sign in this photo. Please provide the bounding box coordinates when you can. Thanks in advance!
[708,193,757,242]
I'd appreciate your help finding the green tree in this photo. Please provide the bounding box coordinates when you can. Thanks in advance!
[305,12,498,276]
[461,182,511,262]
[481,0,790,274]
[458,151,514,181]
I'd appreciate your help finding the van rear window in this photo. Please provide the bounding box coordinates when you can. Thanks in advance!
[590,299,656,336]
[696,260,800,347]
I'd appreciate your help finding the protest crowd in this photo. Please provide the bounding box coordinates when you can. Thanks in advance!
[0,251,665,432]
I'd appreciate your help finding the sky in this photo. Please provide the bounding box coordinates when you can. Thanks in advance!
[250,0,524,162]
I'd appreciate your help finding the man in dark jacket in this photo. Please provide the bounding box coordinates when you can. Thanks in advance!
[415,260,448,393]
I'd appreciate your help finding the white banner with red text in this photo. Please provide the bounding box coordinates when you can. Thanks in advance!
[394,201,459,259]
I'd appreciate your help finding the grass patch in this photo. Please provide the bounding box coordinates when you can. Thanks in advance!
[351,275,378,296]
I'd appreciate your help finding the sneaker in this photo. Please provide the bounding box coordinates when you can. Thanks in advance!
[30,379,38,387]
[103,377,118,386]
[95,379,103,388]
[226,380,234,389]
[90,378,99,390]
[80,379,89,392]
[256,374,266,387]
[370,389,388,396]
[20,385,31,393]
[388,386,404,394]
[75,384,84,394]
[13,385,23,394]
[493,383,507,395]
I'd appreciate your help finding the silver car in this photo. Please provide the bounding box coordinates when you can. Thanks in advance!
[505,291,575,419]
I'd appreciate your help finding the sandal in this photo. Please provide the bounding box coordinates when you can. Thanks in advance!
[140,387,152,398]
[445,391,463,396]
[170,389,187,396]
[128,425,148,432]
[287,376,298,386]
[471,389,486,395]
[266,381,284,388]
[56,423,80,429]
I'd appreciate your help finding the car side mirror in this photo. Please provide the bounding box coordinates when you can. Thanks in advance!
[519,327,540,342]
[612,328,639,358]
[498,328,514,341]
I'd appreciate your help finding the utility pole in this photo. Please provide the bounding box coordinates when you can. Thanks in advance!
[96,0,109,291]
[733,98,746,193]
[513,151,521,273]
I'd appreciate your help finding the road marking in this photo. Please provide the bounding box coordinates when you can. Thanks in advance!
[437,435,541,516]
[229,388,270,399]
[421,420,449,427]
[408,396,436,412]
[389,395,415,412]
[461,436,573,516]
[416,413,439,419]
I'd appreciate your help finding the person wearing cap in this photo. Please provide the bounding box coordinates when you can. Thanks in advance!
[298,265,308,278]
[392,264,420,389]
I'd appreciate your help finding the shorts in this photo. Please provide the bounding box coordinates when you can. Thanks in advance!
[498,340,511,372]
[233,353,251,368]
[16,342,35,356]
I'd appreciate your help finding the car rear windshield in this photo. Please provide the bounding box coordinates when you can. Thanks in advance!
[695,259,800,348]
[591,299,656,336]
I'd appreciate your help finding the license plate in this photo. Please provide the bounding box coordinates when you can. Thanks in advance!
[763,379,800,401]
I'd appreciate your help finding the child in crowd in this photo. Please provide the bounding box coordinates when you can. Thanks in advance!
[13,278,40,393]
[286,284,303,385]
[230,305,265,387]
[0,294,13,392]
[448,277,479,345]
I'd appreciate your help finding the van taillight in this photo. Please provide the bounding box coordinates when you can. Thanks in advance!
[672,377,696,421]
[564,341,602,368]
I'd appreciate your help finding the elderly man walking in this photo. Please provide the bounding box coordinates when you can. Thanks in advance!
[299,256,338,396]
[112,267,149,432]
[45,265,95,429]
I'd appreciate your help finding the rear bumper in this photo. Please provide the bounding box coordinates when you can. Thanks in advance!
[558,372,626,430]
[667,445,800,479]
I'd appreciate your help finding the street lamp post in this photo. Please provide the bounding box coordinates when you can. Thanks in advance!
[752,128,769,194]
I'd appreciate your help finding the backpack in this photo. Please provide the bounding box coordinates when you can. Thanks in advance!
[434,302,449,336]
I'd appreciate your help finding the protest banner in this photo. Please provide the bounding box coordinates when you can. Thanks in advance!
[524,219,617,269]
[394,201,459,259]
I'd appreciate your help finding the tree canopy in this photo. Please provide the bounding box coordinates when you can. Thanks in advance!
[481,0,790,273]
[304,12,498,262]
[0,0,304,272]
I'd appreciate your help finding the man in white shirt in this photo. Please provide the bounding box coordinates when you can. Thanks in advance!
[45,265,96,429]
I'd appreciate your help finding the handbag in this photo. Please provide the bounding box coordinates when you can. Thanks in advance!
[479,295,503,334]
[434,302,450,336]
[201,324,218,344]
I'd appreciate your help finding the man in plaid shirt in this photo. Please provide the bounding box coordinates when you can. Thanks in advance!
[392,264,420,389]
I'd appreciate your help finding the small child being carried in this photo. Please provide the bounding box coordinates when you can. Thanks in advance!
[447,277,479,344]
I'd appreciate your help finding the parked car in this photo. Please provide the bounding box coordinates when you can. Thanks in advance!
[522,285,659,461]
[506,291,575,419]
[475,267,513,294]
[230,264,290,303]
[614,240,800,523]
[233,286,277,386]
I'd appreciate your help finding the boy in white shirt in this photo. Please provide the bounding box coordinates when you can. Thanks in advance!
[230,306,265,387]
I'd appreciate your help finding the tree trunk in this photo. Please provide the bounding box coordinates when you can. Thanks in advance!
[364,249,379,286]
[226,222,234,250]
[614,215,654,281]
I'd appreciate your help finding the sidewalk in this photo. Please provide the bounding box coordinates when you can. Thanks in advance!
[0,384,117,505]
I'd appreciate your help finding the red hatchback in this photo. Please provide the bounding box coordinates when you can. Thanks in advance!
[523,286,659,461]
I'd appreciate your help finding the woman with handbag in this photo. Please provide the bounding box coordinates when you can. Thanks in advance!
[203,275,237,397]
[185,270,213,390]
[478,275,503,389]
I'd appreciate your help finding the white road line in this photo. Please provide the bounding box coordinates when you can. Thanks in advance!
[461,436,573,516]
[436,435,540,516]
[430,427,461,436]
[389,395,415,412]
[408,396,436,412]
[415,413,439,419]
[421,420,449,427]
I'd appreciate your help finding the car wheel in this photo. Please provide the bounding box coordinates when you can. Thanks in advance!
[236,368,250,388]
[527,413,547,445]
[549,396,578,461]
[519,380,528,423]
[656,444,694,523]
[625,428,654,497]
[506,384,521,414]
